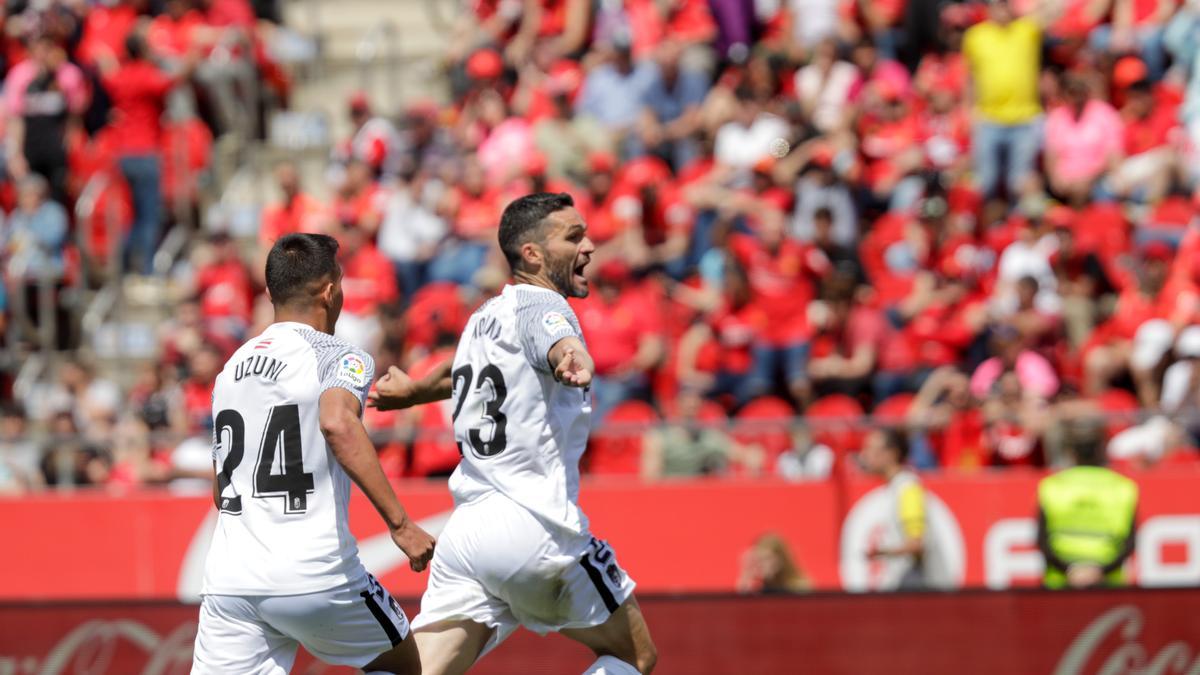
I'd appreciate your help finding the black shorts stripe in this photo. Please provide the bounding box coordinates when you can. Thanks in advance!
[360,591,403,647]
[579,554,620,613]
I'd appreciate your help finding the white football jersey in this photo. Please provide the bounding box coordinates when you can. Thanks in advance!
[202,321,375,596]
[448,284,592,535]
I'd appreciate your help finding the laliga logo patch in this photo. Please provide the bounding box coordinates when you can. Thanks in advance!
[543,311,571,336]
[337,353,368,388]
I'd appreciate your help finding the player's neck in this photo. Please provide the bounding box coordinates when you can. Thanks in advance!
[512,270,564,296]
[273,306,333,335]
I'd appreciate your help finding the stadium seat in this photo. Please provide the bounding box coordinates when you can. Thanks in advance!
[733,396,795,459]
[587,400,659,476]
[806,394,866,455]
[872,393,915,426]
[1096,388,1140,438]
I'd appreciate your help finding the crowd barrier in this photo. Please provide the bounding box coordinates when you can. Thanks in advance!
[2,589,1198,674]
[1,467,1198,600]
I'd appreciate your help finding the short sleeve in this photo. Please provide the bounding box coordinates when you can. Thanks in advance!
[319,347,376,410]
[514,289,582,373]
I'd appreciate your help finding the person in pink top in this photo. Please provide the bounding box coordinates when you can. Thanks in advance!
[970,324,1060,401]
[1043,74,1124,205]
[4,33,89,204]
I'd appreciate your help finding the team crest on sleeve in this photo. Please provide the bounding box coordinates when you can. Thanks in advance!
[542,311,571,336]
[337,353,368,388]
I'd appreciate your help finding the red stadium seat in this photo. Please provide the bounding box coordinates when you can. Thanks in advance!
[872,393,915,426]
[587,400,659,476]
[734,396,795,458]
[806,394,866,454]
[1096,388,1140,438]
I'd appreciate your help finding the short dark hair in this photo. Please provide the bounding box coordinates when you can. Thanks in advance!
[265,233,340,307]
[498,192,574,271]
[880,427,909,464]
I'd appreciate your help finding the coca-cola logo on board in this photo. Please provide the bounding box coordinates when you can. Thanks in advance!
[0,620,195,675]
[1056,605,1200,675]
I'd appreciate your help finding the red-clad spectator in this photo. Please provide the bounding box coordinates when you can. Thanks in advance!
[838,0,908,57]
[807,282,890,399]
[332,159,388,237]
[181,343,223,433]
[334,224,399,354]
[1110,79,1180,202]
[160,116,212,212]
[75,0,140,68]
[505,0,592,65]
[194,232,253,340]
[335,92,400,178]
[909,367,989,470]
[858,81,925,204]
[259,162,331,249]
[97,32,196,275]
[148,0,210,60]
[572,260,666,420]
[981,368,1048,468]
[5,33,89,203]
[677,261,769,406]
[730,209,831,402]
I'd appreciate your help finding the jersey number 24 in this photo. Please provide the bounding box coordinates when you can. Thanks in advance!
[214,404,316,515]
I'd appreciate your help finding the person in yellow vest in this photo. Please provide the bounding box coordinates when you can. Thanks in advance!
[962,0,1044,200]
[1037,421,1139,589]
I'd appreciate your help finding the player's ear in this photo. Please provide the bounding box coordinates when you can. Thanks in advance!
[520,241,544,268]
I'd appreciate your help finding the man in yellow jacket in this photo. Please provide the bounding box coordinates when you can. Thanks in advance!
[1037,421,1139,589]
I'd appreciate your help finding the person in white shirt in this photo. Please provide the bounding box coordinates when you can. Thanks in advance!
[192,233,435,675]
[372,193,657,675]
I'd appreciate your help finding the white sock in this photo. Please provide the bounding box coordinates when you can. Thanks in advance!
[582,655,640,675]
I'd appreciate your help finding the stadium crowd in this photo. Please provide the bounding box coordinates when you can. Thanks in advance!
[2,0,1200,493]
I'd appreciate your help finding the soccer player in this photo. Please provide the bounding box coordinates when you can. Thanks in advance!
[192,233,436,674]
[372,193,657,674]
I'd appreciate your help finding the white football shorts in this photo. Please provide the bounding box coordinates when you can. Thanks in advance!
[411,491,636,656]
[191,573,409,674]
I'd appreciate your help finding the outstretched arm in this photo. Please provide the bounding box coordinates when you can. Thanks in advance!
[320,387,435,571]
[549,336,594,388]
[368,360,453,410]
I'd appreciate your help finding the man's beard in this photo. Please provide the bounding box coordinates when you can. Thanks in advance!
[548,257,587,298]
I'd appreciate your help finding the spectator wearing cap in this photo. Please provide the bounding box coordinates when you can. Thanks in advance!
[97,31,198,275]
[334,91,400,179]
[1044,73,1124,206]
[1110,78,1180,204]
[573,260,666,421]
[963,0,1043,201]
[1090,0,1175,80]
[5,33,89,205]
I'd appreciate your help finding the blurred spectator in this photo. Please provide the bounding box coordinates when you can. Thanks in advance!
[774,424,835,480]
[181,343,222,433]
[332,159,387,238]
[40,410,105,488]
[859,428,954,589]
[1089,0,1173,80]
[102,414,167,488]
[334,92,400,179]
[963,0,1043,200]
[642,387,760,477]
[971,325,1060,401]
[98,32,196,275]
[428,156,503,285]
[378,176,450,303]
[714,88,790,173]
[807,282,887,399]
[573,261,666,421]
[1037,418,1138,588]
[575,36,661,153]
[191,231,253,341]
[168,435,217,494]
[4,33,88,204]
[259,162,330,249]
[128,363,186,437]
[4,174,68,348]
[788,143,858,248]
[793,38,859,134]
[677,259,765,404]
[1110,79,1179,204]
[334,222,399,353]
[1043,74,1123,206]
[736,532,811,594]
[909,367,988,469]
[0,403,42,493]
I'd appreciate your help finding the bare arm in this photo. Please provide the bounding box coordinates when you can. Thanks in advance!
[368,360,454,410]
[549,336,595,387]
[320,388,435,571]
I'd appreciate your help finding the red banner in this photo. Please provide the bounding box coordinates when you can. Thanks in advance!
[0,468,1198,600]
[2,590,1200,674]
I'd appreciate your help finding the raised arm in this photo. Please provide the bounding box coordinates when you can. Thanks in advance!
[319,387,435,571]
[549,336,594,388]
